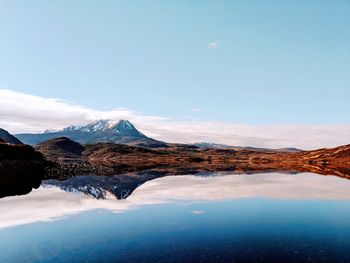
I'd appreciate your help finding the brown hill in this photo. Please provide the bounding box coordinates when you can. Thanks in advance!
[36,137,85,161]
[292,144,350,161]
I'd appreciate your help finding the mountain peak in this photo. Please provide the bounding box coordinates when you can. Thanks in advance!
[113,119,145,137]
[62,125,83,132]
[80,119,115,132]
[57,119,145,138]
[117,119,132,125]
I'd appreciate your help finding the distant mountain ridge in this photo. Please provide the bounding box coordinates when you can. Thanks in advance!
[16,119,167,148]
[15,121,301,151]
[194,142,301,153]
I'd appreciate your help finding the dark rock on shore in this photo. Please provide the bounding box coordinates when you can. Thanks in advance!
[0,142,43,160]
[0,141,48,198]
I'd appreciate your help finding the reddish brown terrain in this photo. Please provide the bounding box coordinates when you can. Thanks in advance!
[36,137,350,180]
[278,144,350,178]
[0,134,349,199]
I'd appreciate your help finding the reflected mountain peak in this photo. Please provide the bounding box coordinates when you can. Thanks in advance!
[43,174,153,200]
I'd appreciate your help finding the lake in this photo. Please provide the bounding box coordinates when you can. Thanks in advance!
[1,172,350,263]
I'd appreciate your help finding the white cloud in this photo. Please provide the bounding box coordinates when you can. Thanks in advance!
[0,89,350,149]
[207,41,219,49]
[0,89,166,133]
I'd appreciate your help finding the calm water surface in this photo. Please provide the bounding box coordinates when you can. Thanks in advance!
[1,172,350,263]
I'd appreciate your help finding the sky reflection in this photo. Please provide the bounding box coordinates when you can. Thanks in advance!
[1,172,350,229]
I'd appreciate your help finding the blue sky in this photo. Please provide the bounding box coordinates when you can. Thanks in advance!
[0,0,349,125]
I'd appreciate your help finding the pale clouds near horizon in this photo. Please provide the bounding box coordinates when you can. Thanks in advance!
[1,89,349,150]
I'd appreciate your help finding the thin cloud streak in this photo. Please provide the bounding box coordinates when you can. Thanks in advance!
[207,42,219,49]
[0,89,350,149]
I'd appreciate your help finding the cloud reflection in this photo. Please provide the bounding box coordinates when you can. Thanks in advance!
[1,172,350,229]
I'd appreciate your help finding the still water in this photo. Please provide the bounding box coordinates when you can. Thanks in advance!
[1,172,350,263]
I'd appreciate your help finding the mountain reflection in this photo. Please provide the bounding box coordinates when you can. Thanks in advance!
[0,178,42,199]
[44,175,147,200]
[43,171,350,201]
[1,172,350,229]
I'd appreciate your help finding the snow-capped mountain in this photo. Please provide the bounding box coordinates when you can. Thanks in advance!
[61,125,83,132]
[65,119,146,137]
[79,119,116,133]
[16,120,166,147]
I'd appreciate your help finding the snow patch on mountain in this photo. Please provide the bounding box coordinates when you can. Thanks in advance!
[51,119,147,138]
[62,125,83,132]
[80,119,114,132]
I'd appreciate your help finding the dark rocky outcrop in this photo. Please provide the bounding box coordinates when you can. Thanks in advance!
[0,128,23,145]
[0,141,48,198]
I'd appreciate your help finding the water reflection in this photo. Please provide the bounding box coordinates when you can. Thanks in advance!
[0,180,41,198]
[1,172,350,230]
[44,175,144,199]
